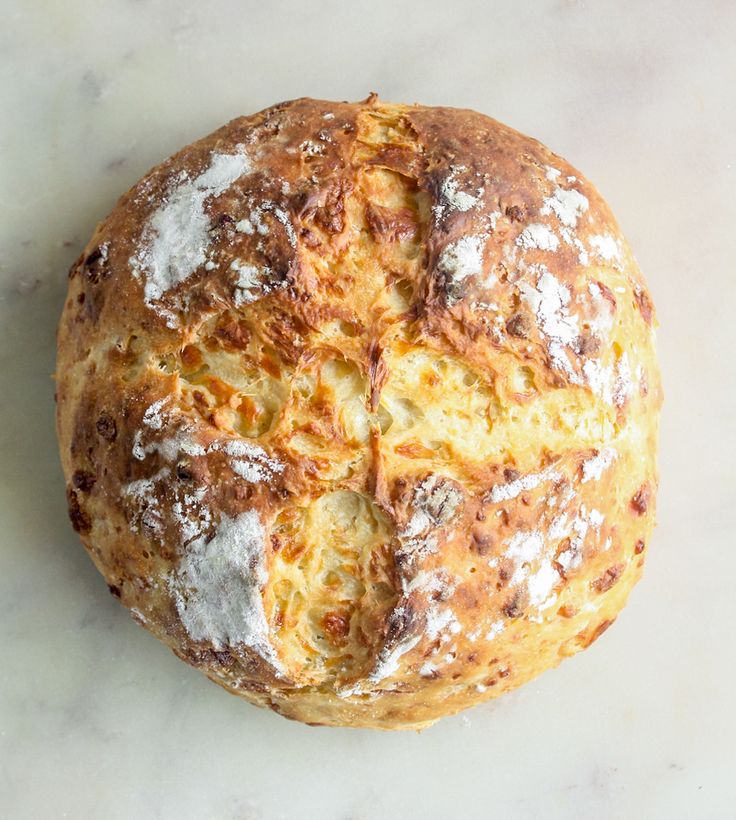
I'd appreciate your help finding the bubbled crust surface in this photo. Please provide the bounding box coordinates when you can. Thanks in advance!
[56,96,661,730]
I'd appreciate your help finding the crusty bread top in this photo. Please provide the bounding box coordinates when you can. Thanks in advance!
[57,96,661,729]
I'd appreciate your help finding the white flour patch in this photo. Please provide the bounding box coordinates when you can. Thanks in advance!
[587,282,614,336]
[435,166,484,218]
[425,607,460,641]
[419,661,437,678]
[613,353,633,407]
[488,466,562,504]
[131,149,251,320]
[526,561,559,608]
[485,620,505,641]
[506,529,545,568]
[212,439,284,483]
[171,510,282,670]
[397,476,463,566]
[142,398,168,431]
[582,448,617,483]
[582,358,614,404]
[171,487,212,544]
[519,269,579,345]
[541,186,589,227]
[517,223,559,252]
[122,468,168,535]
[437,235,486,301]
[589,234,621,262]
[366,634,421,684]
[230,259,267,305]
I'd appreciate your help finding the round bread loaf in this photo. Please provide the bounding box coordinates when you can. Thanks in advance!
[56,96,661,729]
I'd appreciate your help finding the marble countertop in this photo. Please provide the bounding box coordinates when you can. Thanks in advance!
[1,1,734,818]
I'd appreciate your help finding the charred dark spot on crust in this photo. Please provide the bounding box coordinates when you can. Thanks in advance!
[634,538,646,554]
[83,245,110,285]
[591,563,625,593]
[503,467,521,482]
[634,284,654,325]
[504,204,525,223]
[270,533,284,554]
[577,333,601,356]
[187,647,236,668]
[506,312,532,339]
[107,583,122,598]
[66,487,91,533]
[72,469,96,492]
[385,603,418,648]
[502,588,526,619]
[470,529,493,555]
[176,463,193,481]
[299,227,321,248]
[68,252,84,279]
[595,280,618,308]
[96,412,117,442]
[630,483,650,516]
[259,235,296,284]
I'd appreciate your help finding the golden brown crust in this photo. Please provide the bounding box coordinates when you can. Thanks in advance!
[56,96,661,729]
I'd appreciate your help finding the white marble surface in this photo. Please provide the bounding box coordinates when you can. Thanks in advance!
[1,1,734,817]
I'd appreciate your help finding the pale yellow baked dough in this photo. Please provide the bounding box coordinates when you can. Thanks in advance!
[56,96,661,729]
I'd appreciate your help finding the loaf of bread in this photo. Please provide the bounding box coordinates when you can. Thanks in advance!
[56,96,661,729]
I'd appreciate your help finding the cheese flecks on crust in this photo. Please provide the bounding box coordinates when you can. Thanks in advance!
[58,97,660,729]
[170,510,283,670]
[130,149,251,319]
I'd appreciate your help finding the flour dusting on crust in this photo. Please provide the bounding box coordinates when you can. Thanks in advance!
[397,475,463,566]
[130,149,251,321]
[170,510,282,670]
